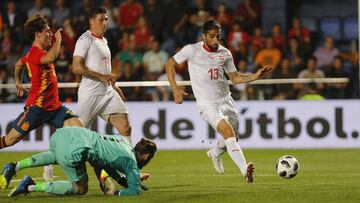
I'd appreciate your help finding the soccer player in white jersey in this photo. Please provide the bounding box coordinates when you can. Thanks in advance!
[166,19,273,183]
[71,6,134,187]
[72,6,131,141]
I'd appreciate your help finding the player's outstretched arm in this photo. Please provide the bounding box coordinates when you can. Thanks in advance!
[165,57,188,104]
[228,65,273,84]
[72,56,115,85]
[14,59,26,97]
[40,28,62,65]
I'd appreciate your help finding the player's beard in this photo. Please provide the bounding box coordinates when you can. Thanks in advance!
[205,40,219,52]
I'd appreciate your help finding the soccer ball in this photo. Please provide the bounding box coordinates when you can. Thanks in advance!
[276,155,299,179]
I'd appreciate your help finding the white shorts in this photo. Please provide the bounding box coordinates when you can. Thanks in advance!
[77,90,128,128]
[198,97,239,131]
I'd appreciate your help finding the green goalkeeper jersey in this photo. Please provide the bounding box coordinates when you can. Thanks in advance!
[50,126,141,196]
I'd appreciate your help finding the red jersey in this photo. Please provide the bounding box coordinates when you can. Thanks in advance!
[118,2,143,28]
[21,46,62,111]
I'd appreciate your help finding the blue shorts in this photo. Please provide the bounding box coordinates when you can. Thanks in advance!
[12,105,78,136]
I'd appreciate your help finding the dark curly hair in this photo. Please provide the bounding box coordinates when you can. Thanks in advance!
[24,15,48,41]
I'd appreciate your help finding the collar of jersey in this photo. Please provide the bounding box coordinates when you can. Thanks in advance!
[202,44,216,53]
[91,32,104,40]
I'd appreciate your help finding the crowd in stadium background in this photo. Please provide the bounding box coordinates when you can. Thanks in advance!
[0,0,358,103]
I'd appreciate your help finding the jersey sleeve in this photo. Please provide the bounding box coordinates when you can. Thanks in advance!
[112,157,141,196]
[73,35,91,58]
[173,44,194,64]
[223,50,237,73]
[20,55,27,64]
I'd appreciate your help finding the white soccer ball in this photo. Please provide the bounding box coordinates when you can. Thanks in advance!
[276,155,299,179]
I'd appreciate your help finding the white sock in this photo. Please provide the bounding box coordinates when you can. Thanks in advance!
[211,136,226,157]
[28,185,35,192]
[225,137,247,176]
[15,163,20,171]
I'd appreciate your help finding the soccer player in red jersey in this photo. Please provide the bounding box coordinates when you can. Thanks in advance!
[0,15,83,151]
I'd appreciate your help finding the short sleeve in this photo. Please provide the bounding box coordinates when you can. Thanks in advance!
[173,44,194,64]
[20,55,27,64]
[223,50,237,73]
[73,35,91,58]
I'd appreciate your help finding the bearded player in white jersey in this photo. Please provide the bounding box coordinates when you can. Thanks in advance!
[72,6,130,141]
[166,19,273,183]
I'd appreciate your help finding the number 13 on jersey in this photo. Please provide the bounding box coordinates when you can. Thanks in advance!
[208,67,219,80]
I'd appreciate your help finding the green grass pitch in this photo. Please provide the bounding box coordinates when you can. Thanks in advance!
[0,149,359,203]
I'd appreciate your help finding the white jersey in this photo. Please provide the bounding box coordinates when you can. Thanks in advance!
[73,31,112,97]
[173,41,237,104]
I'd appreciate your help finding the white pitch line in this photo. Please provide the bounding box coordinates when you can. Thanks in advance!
[11,176,60,183]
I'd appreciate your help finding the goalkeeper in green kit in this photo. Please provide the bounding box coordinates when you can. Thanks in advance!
[1,126,157,197]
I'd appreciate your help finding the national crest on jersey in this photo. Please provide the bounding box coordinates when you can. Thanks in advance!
[20,46,61,111]
[173,42,237,103]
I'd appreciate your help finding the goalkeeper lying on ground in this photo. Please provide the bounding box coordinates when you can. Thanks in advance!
[0,126,157,197]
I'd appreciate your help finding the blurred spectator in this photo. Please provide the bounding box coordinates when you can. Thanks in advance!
[6,43,23,74]
[142,39,168,100]
[250,26,265,55]
[71,0,92,34]
[118,0,143,31]
[27,0,51,18]
[117,60,142,101]
[143,39,168,80]
[52,0,70,27]
[2,0,26,42]
[215,2,233,36]
[54,44,72,82]
[254,37,281,68]
[297,56,325,97]
[134,16,152,51]
[227,21,251,54]
[235,42,250,65]
[273,58,297,100]
[299,82,325,100]
[288,17,311,47]
[162,0,188,54]
[114,38,143,79]
[143,0,164,40]
[1,27,12,57]
[0,68,17,102]
[235,0,261,33]
[285,37,305,73]
[118,32,131,51]
[271,23,286,51]
[61,18,76,52]
[103,0,119,53]
[187,0,213,43]
[313,36,340,71]
[325,56,348,99]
